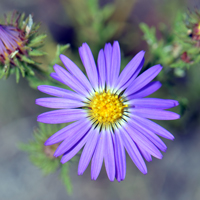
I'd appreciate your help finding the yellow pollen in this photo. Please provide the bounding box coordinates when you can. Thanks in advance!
[89,91,128,124]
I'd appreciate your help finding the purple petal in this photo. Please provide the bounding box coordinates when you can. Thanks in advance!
[120,126,147,174]
[130,114,175,140]
[44,119,86,145]
[137,146,152,162]
[118,58,145,93]
[91,130,105,180]
[128,118,167,152]
[124,64,162,97]
[37,85,84,101]
[110,41,121,88]
[97,49,106,90]
[78,127,99,175]
[37,109,86,124]
[50,72,65,84]
[54,64,88,96]
[124,123,163,159]
[115,51,145,92]
[36,97,84,109]
[54,119,91,157]
[104,129,115,181]
[112,134,119,181]
[60,127,93,163]
[127,81,162,99]
[79,43,98,89]
[104,43,112,88]
[130,108,180,120]
[128,98,179,109]
[0,40,6,54]
[60,54,93,93]
[114,127,126,182]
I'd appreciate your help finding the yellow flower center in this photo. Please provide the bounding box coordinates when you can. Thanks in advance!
[89,91,128,124]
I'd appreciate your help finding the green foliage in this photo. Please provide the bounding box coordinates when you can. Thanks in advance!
[140,9,200,78]
[140,23,175,69]
[50,44,70,69]
[60,164,73,194]
[140,23,158,46]
[63,0,118,56]
[139,12,200,115]
[27,44,70,90]
[28,34,47,47]
[19,123,73,194]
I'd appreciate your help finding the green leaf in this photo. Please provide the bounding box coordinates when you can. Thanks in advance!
[56,44,70,57]
[20,55,35,64]
[29,34,47,47]
[19,13,26,28]
[60,164,73,194]
[13,58,26,77]
[15,67,20,83]
[140,23,157,46]
[101,4,115,21]
[29,49,47,56]
[23,64,35,76]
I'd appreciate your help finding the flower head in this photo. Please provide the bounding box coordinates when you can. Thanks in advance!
[192,22,200,40]
[0,25,26,63]
[36,41,180,182]
[185,8,200,47]
[0,11,46,81]
[19,123,73,193]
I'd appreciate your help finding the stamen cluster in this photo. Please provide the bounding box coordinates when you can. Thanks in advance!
[89,91,128,124]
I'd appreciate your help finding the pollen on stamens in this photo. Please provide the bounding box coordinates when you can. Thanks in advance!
[88,90,128,124]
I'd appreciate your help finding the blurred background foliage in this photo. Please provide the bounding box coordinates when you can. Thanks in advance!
[19,122,73,194]
[1,0,200,199]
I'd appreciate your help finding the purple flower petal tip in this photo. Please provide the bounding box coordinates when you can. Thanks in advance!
[36,115,44,123]
[50,72,55,78]
[35,99,38,105]
[60,158,66,164]
[53,64,61,71]
[162,147,167,153]
[153,64,163,73]
[157,64,163,69]
[170,135,175,141]
[44,140,50,146]
[78,172,83,176]
[173,113,180,119]
[140,50,145,55]
[158,154,163,159]
[80,42,90,51]
[59,54,68,65]
[174,100,179,106]
[53,151,60,158]
[59,54,65,60]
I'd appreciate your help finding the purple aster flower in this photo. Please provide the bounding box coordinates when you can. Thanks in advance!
[36,41,180,182]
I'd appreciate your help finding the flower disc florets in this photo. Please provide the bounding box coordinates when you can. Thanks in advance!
[88,90,128,124]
